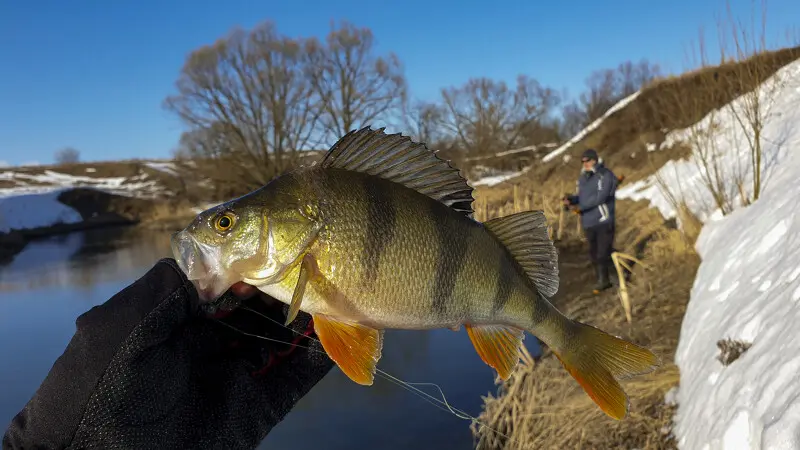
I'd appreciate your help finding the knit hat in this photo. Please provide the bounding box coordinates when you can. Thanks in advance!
[581,149,598,161]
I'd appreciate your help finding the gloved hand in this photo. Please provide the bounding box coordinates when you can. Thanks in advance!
[3,258,333,450]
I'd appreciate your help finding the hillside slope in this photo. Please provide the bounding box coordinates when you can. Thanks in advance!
[470,46,800,450]
[470,45,800,195]
[639,55,800,450]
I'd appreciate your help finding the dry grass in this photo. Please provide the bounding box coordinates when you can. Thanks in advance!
[472,179,584,243]
[469,184,699,449]
[458,46,800,199]
[561,45,800,183]
[460,41,800,450]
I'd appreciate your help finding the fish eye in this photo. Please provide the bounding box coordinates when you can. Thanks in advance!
[213,212,236,233]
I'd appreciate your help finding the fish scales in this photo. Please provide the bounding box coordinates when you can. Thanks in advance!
[295,168,537,330]
[171,126,660,421]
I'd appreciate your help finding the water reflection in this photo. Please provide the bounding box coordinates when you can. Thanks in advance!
[0,227,541,449]
[0,227,173,293]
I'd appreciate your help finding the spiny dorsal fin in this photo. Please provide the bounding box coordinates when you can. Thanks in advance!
[484,210,559,298]
[320,126,474,216]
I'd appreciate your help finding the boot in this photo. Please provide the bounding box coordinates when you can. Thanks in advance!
[592,263,612,294]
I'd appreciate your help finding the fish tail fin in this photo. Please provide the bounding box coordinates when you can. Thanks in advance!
[484,209,659,420]
[549,318,660,420]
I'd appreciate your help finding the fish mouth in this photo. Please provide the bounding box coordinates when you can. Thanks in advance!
[170,230,235,303]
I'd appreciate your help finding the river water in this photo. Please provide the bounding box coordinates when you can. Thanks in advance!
[0,226,541,449]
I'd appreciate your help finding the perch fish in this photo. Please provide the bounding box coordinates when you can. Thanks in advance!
[170,127,659,420]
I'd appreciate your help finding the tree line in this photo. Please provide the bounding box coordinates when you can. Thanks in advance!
[164,19,661,191]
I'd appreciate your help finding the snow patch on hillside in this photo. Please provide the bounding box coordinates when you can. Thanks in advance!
[616,59,800,224]
[471,167,531,187]
[0,169,163,199]
[542,91,642,163]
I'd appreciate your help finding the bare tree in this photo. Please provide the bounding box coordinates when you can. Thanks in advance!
[648,28,747,220]
[439,75,560,157]
[172,123,253,199]
[648,0,795,221]
[164,21,323,186]
[401,99,446,147]
[559,100,588,139]
[306,20,407,144]
[717,0,792,202]
[564,59,662,133]
[55,147,80,165]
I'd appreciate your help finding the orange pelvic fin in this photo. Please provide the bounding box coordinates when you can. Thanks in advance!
[465,324,524,380]
[312,314,384,386]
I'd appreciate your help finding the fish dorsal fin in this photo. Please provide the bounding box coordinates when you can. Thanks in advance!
[320,126,474,216]
[484,210,559,298]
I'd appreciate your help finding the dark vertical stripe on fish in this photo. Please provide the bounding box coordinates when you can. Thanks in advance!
[361,177,396,290]
[491,249,514,315]
[431,202,468,317]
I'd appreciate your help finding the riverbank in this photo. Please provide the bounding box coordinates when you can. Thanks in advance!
[470,194,698,449]
[0,187,203,264]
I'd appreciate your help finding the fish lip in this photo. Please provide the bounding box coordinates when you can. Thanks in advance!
[170,230,227,303]
[170,230,206,280]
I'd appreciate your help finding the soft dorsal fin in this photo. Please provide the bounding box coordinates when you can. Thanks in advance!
[320,126,474,216]
[484,210,559,298]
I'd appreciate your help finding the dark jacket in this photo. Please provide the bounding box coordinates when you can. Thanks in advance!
[568,162,617,229]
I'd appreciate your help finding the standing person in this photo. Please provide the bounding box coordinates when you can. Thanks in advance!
[563,149,618,294]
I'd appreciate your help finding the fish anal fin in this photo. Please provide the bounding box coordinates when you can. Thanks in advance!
[465,324,524,380]
[312,314,384,386]
[484,211,559,298]
[551,320,660,420]
[320,126,474,217]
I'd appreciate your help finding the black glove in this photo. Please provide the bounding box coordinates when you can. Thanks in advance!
[2,258,333,450]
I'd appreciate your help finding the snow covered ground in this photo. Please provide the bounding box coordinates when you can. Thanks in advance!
[541,90,642,163]
[673,150,800,449]
[617,60,800,223]
[609,58,800,449]
[0,190,83,233]
[470,167,532,187]
[0,161,178,233]
[0,168,163,199]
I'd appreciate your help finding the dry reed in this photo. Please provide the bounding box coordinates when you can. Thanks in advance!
[468,182,697,450]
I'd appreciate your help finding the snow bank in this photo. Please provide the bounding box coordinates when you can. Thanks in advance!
[617,60,800,223]
[0,190,82,233]
[144,161,179,176]
[673,139,800,449]
[463,142,558,162]
[541,91,642,163]
[659,59,800,449]
[0,168,163,199]
[471,167,531,187]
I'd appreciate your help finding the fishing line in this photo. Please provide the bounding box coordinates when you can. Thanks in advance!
[228,305,521,446]
[212,319,462,418]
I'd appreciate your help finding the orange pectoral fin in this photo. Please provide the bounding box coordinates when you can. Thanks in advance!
[465,324,524,380]
[313,314,384,386]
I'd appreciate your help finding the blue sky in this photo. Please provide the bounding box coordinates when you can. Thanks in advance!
[0,0,797,166]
